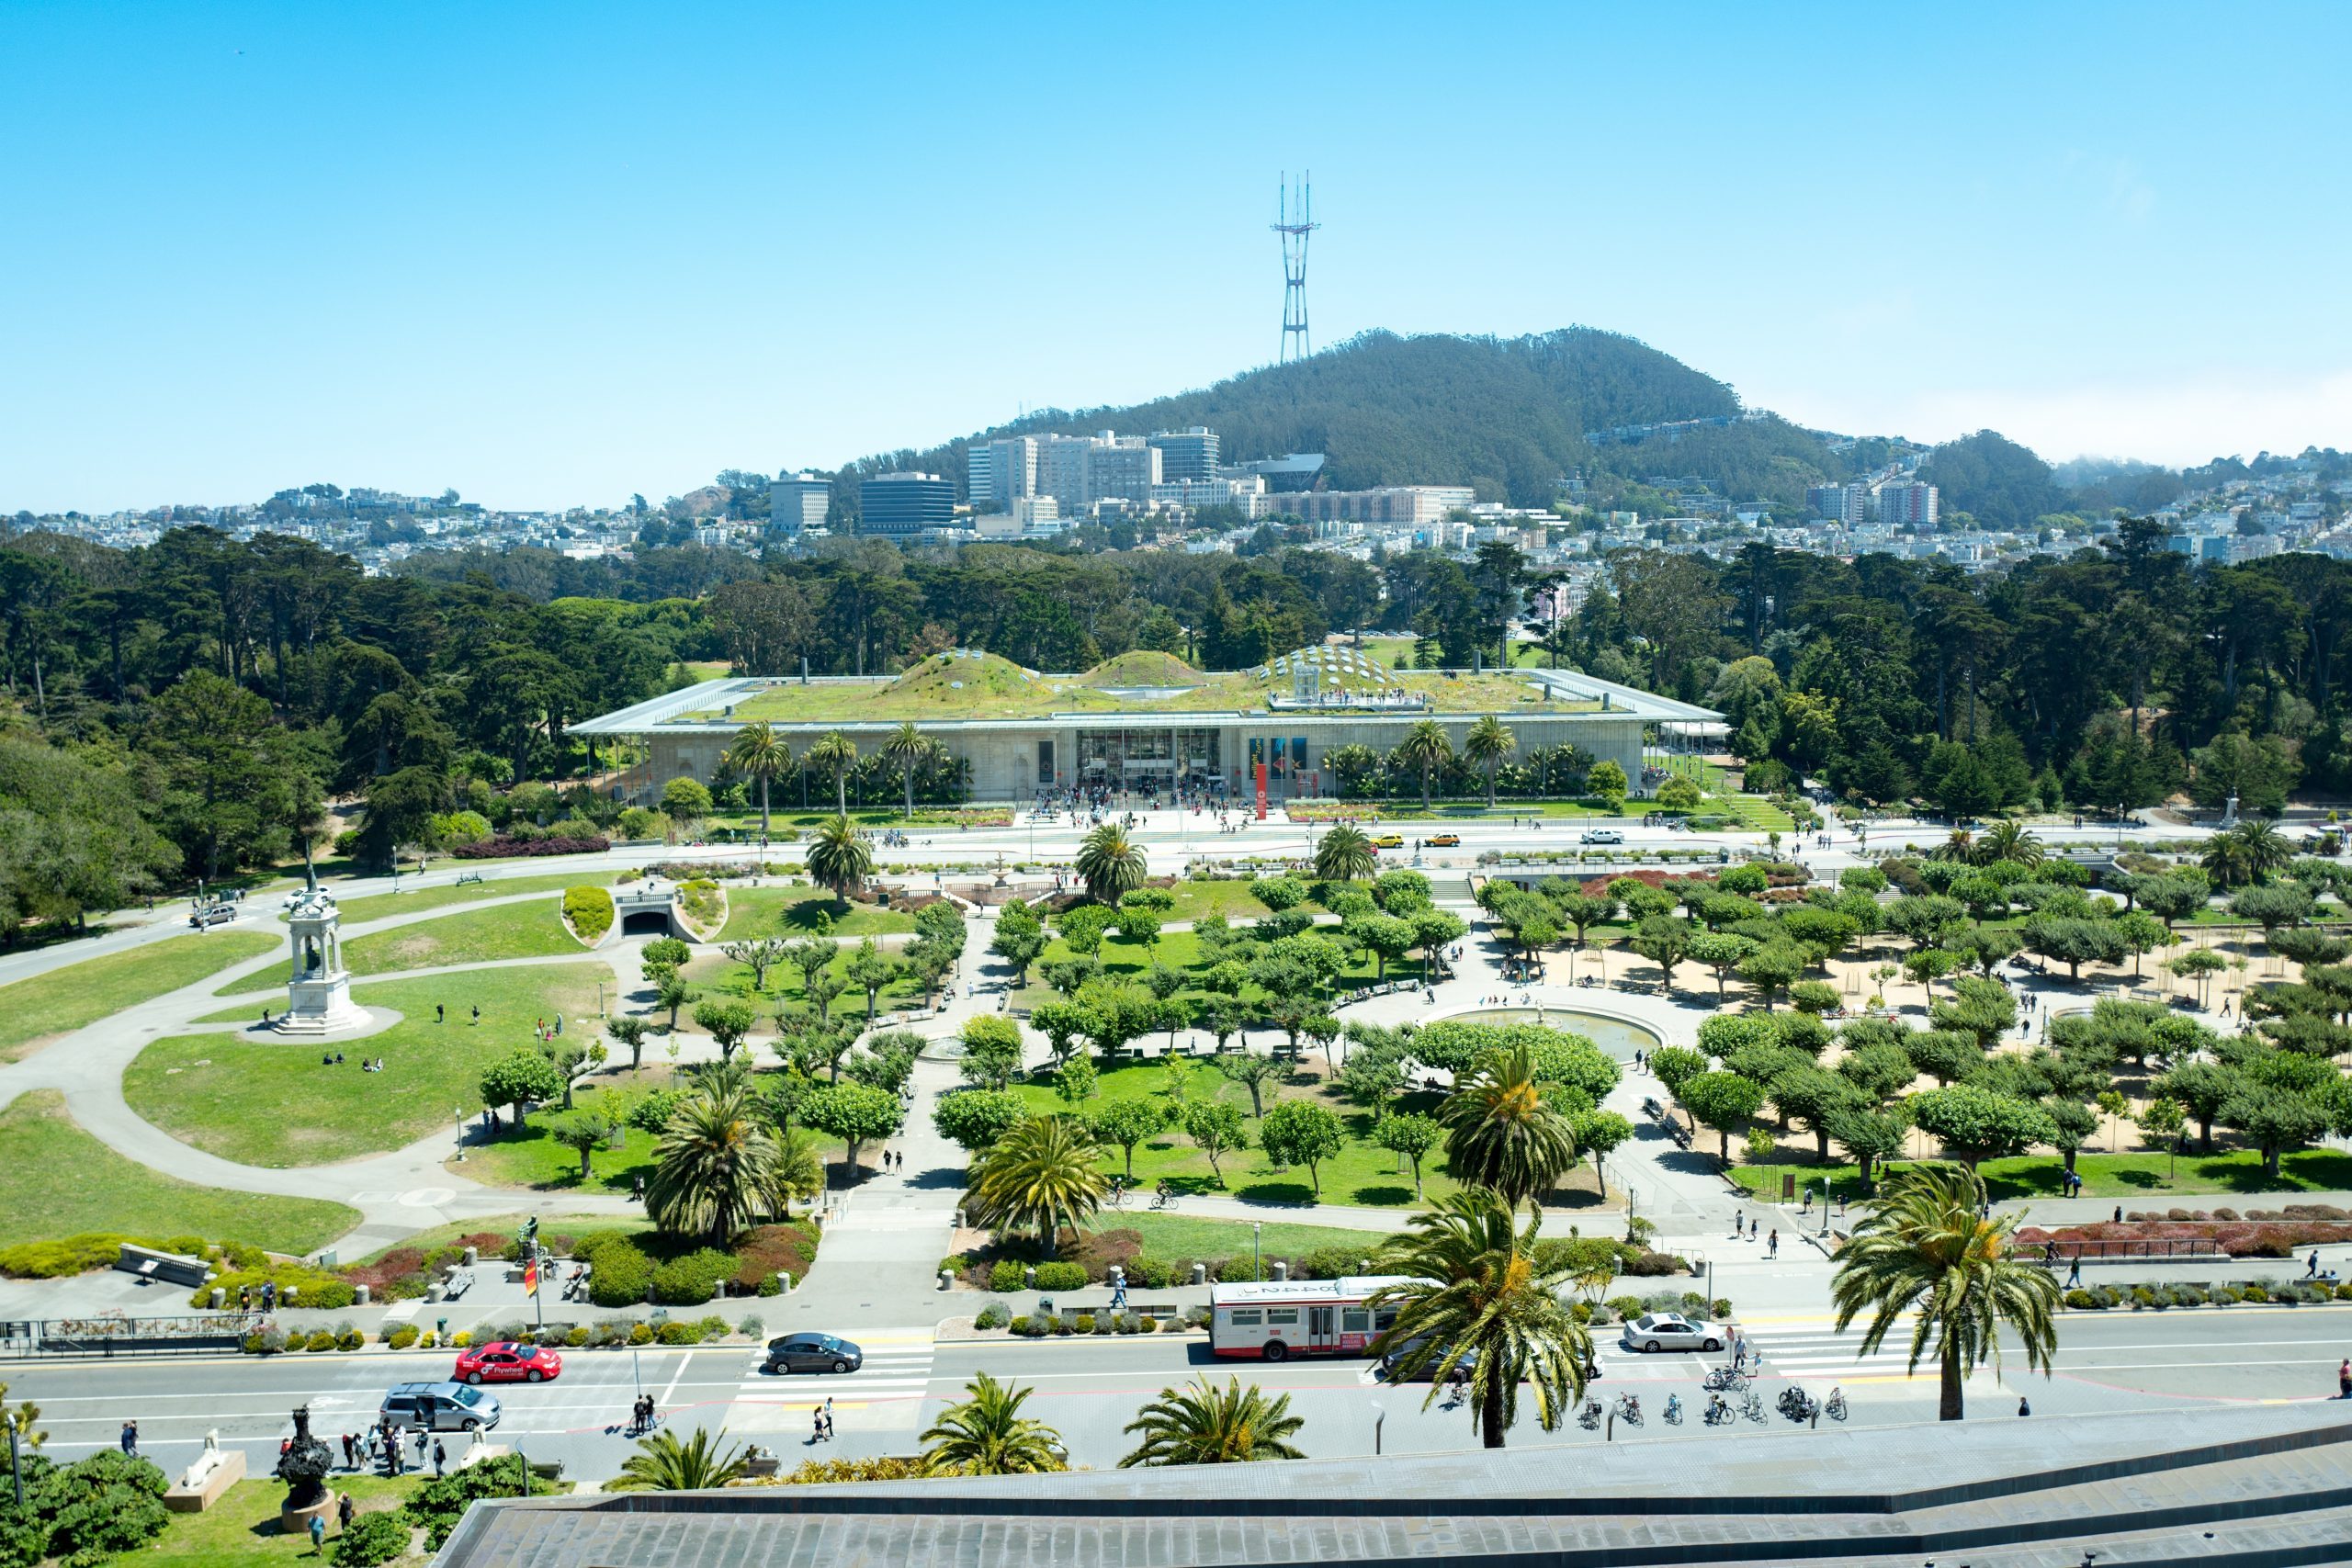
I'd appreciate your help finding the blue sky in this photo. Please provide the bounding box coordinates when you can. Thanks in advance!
[5,1,2348,513]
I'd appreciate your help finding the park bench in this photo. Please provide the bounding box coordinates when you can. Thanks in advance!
[455,872,485,886]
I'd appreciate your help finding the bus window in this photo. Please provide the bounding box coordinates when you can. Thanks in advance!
[1227,1309,1262,1327]
[1373,1309,1398,1332]
[1266,1309,1299,1325]
[1341,1308,1370,1333]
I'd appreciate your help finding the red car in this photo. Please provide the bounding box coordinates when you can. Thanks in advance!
[452,1341,562,1385]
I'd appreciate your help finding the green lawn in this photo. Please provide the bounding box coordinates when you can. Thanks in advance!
[716,882,918,941]
[127,965,605,1167]
[143,1476,419,1568]
[455,1110,659,1194]
[326,872,613,927]
[1726,1146,2352,1202]
[0,930,282,1062]
[336,901,587,977]
[684,943,932,1021]
[1012,1059,1460,1209]
[1157,880,1274,924]
[0,1089,358,1253]
[1083,1212,1402,1260]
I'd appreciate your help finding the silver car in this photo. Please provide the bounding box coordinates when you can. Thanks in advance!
[1619,1312,1723,1353]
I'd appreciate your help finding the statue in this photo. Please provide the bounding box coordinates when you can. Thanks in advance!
[280,1404,334,1516]
[277,889,367,1034]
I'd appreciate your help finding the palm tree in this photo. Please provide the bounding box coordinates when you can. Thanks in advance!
[806,730,858,815]
[724,722,791,840]
[805,814,873,901]
[1978,818,2041,868]
[1367,1189,1591,1450]
[2201,818,2292,888]
[880,721,944,820]
[1437,1043,1579,1207]
[1075,821,1147,906]
[1313,821,1378,882]
[1118,1376,1306,1467]
[1464,716,1516,808]
[606,1426,749,1491]
[1395,719,1452,810]
[646,1078,800,1247]
[920,1374,1066,1475]
[1828,1160,2061,1421]
[966,1112,1106,1254]
[1930,828,1975,863]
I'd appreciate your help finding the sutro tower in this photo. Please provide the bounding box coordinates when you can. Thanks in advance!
[1273,172,1318,364]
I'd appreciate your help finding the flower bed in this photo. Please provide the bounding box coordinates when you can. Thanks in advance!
[452,834,610,859]
[2018,1218,2352,1258]
[2064,1280,2352,1310]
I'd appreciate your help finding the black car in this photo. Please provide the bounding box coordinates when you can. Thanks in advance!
[763,1332,863,1374]
[1378,1336,1477,1382]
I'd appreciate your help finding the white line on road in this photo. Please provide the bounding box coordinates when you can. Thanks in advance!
[658,1352,688,1408]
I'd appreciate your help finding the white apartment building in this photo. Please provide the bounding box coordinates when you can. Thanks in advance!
[966,436,1041,510]
[1149,477,1269,518]
[1877,482,1939,527]
[1283,486,1476,526]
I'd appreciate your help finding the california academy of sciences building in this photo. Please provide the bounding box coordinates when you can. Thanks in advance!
[572,647,1719,807]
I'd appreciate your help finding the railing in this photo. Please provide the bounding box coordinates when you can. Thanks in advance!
[0,1314,261,1359]
[2037,1239,2228,1262]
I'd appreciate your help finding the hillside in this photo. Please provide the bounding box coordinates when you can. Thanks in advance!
[852,328,1859,511]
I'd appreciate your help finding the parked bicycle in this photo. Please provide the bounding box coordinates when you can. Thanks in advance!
[1662,1393,1683,1425]
[1776,1386,1819,1424]
[1703,1365,1750,1393]
[1702,1393,1733,1427]
[1824,1388,1848,1423]
[1576,1397,1604,1430]
[1613,1393,1643,1426]
[1740,1388,1767,1423]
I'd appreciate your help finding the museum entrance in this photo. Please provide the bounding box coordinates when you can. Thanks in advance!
[1076,727,1222,793]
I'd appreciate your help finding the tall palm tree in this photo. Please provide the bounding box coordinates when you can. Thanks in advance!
[1828,1160,2061,1421]
[966,1112,1105,1254]
[1978,818,2041,868]
[1118,1376,1306,1467]
[920,1374,1066,1475]
[1931,828,1975,863]
[647,1078,799,1247]
[606,1426,749,1491]
[2201,818,2291,888]
[1464,716,1516,808]
[1395,719,1452,811]
[880,721,944,820]
[1075,821,1147,905]
[1313,821,1378,882]
[1367,1189,1589,1449]
[805,814,873,901]
[724,723,791,840]
[1437,1043,1579,1207]
[806,730,858,815]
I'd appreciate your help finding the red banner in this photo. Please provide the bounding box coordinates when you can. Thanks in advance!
[1254,762,1269,820]
[522,1256,539,1297]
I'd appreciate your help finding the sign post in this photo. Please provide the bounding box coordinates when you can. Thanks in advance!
[1254,762,1269,821]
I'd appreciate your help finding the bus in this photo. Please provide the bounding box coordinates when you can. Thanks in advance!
[1207,1276,1412,1361]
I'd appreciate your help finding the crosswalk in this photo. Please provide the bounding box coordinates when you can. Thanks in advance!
[731,1333,939,1408]
[1736,1327,1921,1383]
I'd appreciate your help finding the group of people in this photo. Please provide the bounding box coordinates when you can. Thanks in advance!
[337,1419,445,1477]
[809,1397,836,1443]
[628,1395,660,1435]
[236,1281,278,1312]
[321,1052,388,1072]
[875,1149,907,1174]
[432,1004,482,1025]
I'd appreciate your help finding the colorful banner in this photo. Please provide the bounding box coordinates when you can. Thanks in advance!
[522,1255,539,1296]
[1254,762,1269,820]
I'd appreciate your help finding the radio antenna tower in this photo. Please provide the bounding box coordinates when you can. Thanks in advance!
[1273,172,1318,364]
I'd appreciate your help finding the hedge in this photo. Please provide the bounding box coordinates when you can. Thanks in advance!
[563,886,615,942]
[1,1231,231,1279]
[452,835,610,859]
[650,1248,737,1305]
[1032,1261,1087,1292]
[329,1511,411,1567]
[586,1242,653,1306]
[199,1264,356,1311]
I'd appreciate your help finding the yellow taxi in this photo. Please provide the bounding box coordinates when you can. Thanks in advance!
[1426,833,1462,848]
[1371,833,1405,849]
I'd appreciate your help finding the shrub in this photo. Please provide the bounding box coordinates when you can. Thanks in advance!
[1138,1315,1159,1333]
[588,1243,653,1306]
[1128,1258,1172,1290]
[1051,1317,1073,1336]
[593,1318,633,1347]
[1623,1250,1685,1278]
[2211,1206,2241,1222]
[656,1320,700,1345]
[1605,1295,1645,1320]
[451,834,610,859]
[2130,1286,2159,1309]
[1296,1246,1364,1281]
[200,1265,356,1311]
[450,1331,472,1348]
[34,1450,172,1565]
[2336,1283,2352,1302]
[1216,1257,1257,1283]
[2243,1283,2269,1303]
[1073,1314,1096,1334]
[1183,1305,1211,1328]
[1033,1261,1087,1292]
[243,1328,287,1354]
[650,1247,737,1306]
[757,1271,784,1297]
[1713,1298,1733,1318]
[974,1302,1010,1330]
[564,1326,590,1348]
[1115,1313,1140,1334]
[731,1223,818,1292]
[989,1259,1030,1293]
[0,1232,162,1279]
[1009,1315,1043,1337]
[329,1510,411,1567]
[385,1325,419,1348]
[563,886,616,942]
[628,1323,653,1345]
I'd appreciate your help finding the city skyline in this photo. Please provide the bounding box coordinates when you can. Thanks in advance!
[5,1,2349,513]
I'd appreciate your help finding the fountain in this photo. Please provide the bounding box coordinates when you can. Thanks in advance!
[277,1404,337,1532]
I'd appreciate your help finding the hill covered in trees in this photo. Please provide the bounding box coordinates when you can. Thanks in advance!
[847,328,1870,512]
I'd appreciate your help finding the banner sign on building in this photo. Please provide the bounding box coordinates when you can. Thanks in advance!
[1255,762,1269,820]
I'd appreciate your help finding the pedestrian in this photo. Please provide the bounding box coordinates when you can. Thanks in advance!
[2017,1396,2031,1416]
[263,1280,277,1311]
[2308,1249,2323,1279]
[310,1515,326,1555]
[2066,1257,2082,1289]
[823,1396,835,1440]
[436,1003,445,1023]
[633,1174,647,1201]
[812,1407,827,1445]
[415,1425,430,1463]
[337,1493,355,1533]
[239,1284,253,1312]
[341,1432,356,1469]
[1768,1228,1779,1258]
[119,1419,138,1455]
[2339,1359,2351,1399]
[471,1005,480,1025]
[2113,1205,2123,1224]
[433,1438,446,1476]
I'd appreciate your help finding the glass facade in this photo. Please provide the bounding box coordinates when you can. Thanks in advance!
[1077,727,1221,785]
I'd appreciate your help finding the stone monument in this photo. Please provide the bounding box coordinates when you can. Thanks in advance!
[277,1405,337,1533]
[277,887,368,1034]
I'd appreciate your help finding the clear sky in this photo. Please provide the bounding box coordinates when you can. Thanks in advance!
[5,1,2348,513]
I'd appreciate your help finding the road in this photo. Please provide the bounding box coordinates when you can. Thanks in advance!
[14,1303,2346,1485]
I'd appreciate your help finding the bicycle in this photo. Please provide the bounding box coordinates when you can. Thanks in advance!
[1613,1393,1643,1426]
[1104,1180,1127,1211]
[1576,1398,1604,1430]
[1740,1389,1766,1423]
[1824,1389,1848,1423]
[1702,1393,1732,1427]
[1662,1393,1683,1425]
[1703,1365,1749,1393]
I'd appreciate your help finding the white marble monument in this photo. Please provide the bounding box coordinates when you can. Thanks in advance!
[277,887,368,1034]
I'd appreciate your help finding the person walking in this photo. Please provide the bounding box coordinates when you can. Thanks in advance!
[119,1420,138,1456]
[337,1493,355,1533]
[811,1406,827,1445]
[2338,1358,2351,1399]
[341,1432,356,1469]
[433,1438,447,1477]
[2065,1256,2083,1289]
[436,1003,445,1023]
[1767,1229,1779,1259]
[2017,1396,2031,1416]
[470,1005,480,1025]
[2307,1249,2323,1279]
[309,1515,326,1555]
[822,1396,835,1440]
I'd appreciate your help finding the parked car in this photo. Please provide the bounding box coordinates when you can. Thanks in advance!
[188,904,236,929]
[1426,833,1461,848]
[1579,829,1623,845]
[1378,1336,1477,1382]
[1619,1313,1723,1353]
[1372,834,1405,849]
[379,1381,501,1433]
[763,1332,864,1375]
[452,1341,562,1384]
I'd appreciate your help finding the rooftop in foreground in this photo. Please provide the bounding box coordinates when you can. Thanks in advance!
[434,1404,2352,1568]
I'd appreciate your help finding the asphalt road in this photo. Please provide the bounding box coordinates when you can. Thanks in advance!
[15,1303,2348,1484]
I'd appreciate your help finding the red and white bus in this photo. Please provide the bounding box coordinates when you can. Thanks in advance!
[1208,1276,1411,1361]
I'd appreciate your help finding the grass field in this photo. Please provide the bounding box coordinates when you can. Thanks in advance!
[0,930,282,1062]
[1155,880,1274,923]
[1725,1146,2352,1202]
[142,1476,420,1568]
[127,965,605,1167]
[1011,1059,1461,1209]
[716,883,918,941]
[0,1089,358,1252]
[337,901,587,977]
[1081,1212,1402,1260]
[327,872,613,927]
[454,1110,659,1194]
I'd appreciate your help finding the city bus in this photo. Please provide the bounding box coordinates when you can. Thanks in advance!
[1207,1276,1412,1361]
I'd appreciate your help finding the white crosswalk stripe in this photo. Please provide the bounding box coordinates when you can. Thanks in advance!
[1738,1331,1917,1377]
[733,1336,938,1400]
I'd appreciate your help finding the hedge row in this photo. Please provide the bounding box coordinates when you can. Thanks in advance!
[2064,1280,2352,1310]
[451,834,609,859]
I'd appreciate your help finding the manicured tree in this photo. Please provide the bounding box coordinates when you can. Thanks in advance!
[1114,906,1162,953]
[1075,822,1148,906]
[1678,1070,1766,1165]
[1410,908,1468,977]
[641,935,693,976]
[933,1088,1028,1152]
[2132,1095,2188,1182]
[1464,716,1516,807]
[1886,895,1967,952]
[2111,910,2174,978]
[692,998,758,1064]
[1183,1100,1249,1186]
[1375,1111,1443,1196]
[1770,1066,1860,1162]
[1836,1039,1920,1106]
[1830,1161,2060,1421]
[801,1080,906,1176]
[2166,945,2227,1006]
[1685,931,1758,1001]
[660,776,713,835]
[2233,883,2316,971]
[1367,1190,1591,1450]
[1567,1107,1634,1188]
[1903,1028,1985,1087]
[1439,1043,1579,1205]
[607,1014,650,1073]
[2041,1097,2098,1177]
[2219,1080,2332,1177]
[805,814,873,901]
[1825,1102,1908,1187]
[1053,1055,1097,1106]
[1736,942,1805,1011]
[2018,916,2128,982]
[1092,1097,1170,1180]
[1258,1100,1345,1195]
[724,722,791,839]
[1313,823,1379,883]
[1587,759,1627,809]
[722,935,789,993]
[1347,912,1417,983]
[1630,914,1690,989]
[1058,903,1117,959]
[480,1050,565,1129]
[833,937,895,1026]
[2134,874,2211,929]
[1649,1044,1708,1098]
[1250,874,1307,911]
[989,900,1048,986]
[806,731,858,815]
[549,1108,620,1179]
[958,1014,1026,1089]
[1905,1084,2058,1168]
[1119,1377,1305,1467]
[1216,1051,1284,1117]
[1930,976,2018,1051]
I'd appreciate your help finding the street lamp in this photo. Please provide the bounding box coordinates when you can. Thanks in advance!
[1817,1179,1832,1238]
[1253,1222,1263,1282]
[1368,1399,1385,1456]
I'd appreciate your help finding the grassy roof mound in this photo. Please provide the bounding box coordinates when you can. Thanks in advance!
[1080,650,1205,689]
[885,651,1041,707]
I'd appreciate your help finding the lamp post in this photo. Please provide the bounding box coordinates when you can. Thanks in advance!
[7,1412,24,1509]
[1817,1179,1832,1238]
[1369,1399,1385,1456]
[1253,1222,1263,1282]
